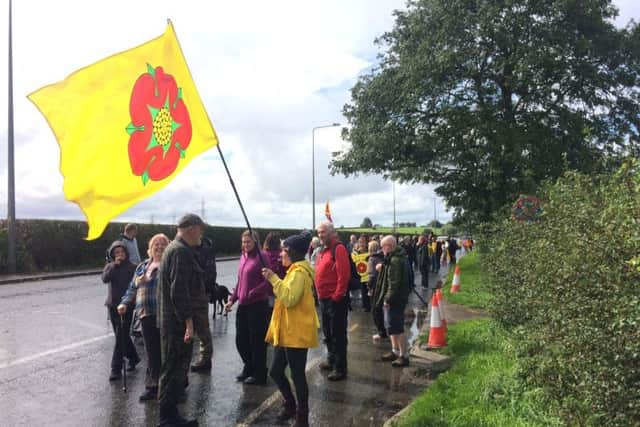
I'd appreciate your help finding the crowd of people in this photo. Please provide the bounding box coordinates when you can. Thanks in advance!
[101,216,471,427]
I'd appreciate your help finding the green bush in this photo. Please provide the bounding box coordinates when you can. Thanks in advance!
[481,159,640,426]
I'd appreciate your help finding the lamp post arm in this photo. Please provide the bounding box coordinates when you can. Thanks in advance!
[311,123,340,231]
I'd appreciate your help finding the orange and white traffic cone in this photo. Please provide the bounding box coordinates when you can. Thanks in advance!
[450,265,461,293]
[436,288,447,330]
[425,289,447,349]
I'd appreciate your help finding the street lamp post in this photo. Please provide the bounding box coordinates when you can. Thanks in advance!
[426,197,437,225]
[7,0,17,273]
[392,181,396,233]
[312,123,340,230]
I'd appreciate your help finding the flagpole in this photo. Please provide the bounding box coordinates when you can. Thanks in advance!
[7,0,17,274]
[215,144,266,267]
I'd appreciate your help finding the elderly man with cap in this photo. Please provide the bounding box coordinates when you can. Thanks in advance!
[156,213,206,427]
[262,231,319,427]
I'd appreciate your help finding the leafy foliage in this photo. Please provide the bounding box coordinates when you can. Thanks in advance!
[332,0,640,224]
[481,159,640,426]
[442,224,459,236]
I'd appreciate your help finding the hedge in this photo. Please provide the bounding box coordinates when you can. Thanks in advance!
[480,159,640,426]
[0,220,386,274]
[0,220,309,273]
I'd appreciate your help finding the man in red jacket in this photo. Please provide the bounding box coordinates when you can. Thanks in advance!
[314,221,351,381]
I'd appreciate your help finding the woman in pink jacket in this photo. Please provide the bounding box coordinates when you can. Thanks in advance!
[224,230,272,385]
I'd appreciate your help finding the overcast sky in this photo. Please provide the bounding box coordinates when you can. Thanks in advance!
[0,0,638,231]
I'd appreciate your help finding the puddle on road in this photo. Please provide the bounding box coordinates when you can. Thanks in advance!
[406,307,427,346]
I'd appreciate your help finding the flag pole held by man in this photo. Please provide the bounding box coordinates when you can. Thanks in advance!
[28,21,218,240]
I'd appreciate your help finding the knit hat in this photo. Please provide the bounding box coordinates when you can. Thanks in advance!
[283,231,312,258]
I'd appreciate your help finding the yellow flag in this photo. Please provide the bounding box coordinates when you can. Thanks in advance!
[28,22,218,239]
[351,252,370,283]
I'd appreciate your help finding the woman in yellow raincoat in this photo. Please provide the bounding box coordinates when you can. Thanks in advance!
[261,231,318,427]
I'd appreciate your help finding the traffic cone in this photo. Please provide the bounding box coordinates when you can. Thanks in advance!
[436,288,447,330]
[450,265,461,293]
[425,290,447,349]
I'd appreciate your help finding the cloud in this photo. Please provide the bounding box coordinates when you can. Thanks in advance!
[1,0,635,231]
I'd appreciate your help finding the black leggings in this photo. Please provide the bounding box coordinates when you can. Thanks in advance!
[140,315,161,389]
[236,301,270,379]
[270,347,309,411]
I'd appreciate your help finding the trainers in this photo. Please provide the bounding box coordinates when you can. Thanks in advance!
[318,361,334,371]
[109,370,121,381]
[157,413,198,426]
[139,388,157,402]
[391,356,410,367]
[236,370,251,382]
[327,370,347,381]
[243,376,267,385]
[381,352,398,362]
[190,360,212,373]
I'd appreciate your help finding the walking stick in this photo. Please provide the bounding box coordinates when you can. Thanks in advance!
[120,313,127,393]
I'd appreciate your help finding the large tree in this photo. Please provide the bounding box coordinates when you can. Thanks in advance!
[332,0,640,223]
[361,217,373,228]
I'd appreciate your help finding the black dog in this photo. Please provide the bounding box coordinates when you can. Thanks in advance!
[210,283,230,319]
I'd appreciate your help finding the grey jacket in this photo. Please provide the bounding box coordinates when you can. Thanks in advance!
[119,234,141,264]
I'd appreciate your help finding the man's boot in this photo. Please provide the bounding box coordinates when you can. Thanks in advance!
[292,408,309,427]
[157,404,175,426]
[158,404,198,427]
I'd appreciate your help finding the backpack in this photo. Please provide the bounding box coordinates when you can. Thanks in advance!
[196,237,217,296]
[330,242,361,293]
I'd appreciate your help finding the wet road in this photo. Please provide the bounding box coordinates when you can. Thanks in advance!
[0,260,439,427]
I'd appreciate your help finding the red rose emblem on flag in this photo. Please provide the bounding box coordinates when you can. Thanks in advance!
[356,262,367,274]
[126,64,192,185]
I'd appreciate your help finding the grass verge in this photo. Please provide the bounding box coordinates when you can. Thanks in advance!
[395,319,562,427]
[441,251,491,309]
[394,251,561,427]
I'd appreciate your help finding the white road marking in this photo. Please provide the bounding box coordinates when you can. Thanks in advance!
[58,314,108,333]
[235,356,323,427]
[0,333,111,370]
